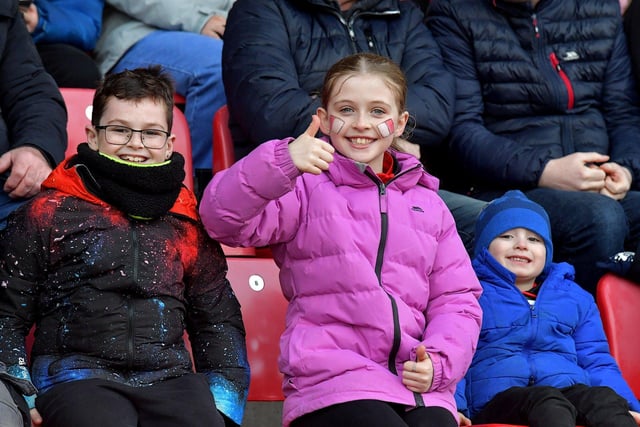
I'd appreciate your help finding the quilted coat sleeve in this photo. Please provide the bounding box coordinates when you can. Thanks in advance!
[421,203,482,393]
[221,0,320,152]
[30,0,103,50]
[574,296,640,412]
[399,3,455,148]
[0,201,48,390]
[600,24,640,187]
[199,138,304,248]
[426,0,554,188]
[0,4,67,165]
[184,222,250,425]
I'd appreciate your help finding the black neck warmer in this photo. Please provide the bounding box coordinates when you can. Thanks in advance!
[72,143,186,220]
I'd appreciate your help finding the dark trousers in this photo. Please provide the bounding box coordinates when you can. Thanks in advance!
[290,400,457,427]
[473,384,636,427]
[36,43,101,89]
[35,374,225,427]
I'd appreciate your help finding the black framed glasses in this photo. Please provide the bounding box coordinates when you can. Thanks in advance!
[95,125,170,149]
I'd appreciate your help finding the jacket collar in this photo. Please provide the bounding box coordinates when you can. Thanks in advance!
[42,157,199,221]
[297,0,400,14]
[324,147,439,192]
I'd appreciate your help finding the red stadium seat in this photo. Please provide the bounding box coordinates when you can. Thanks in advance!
[212,104,235,174]
[226,257,287,401]
[597,273,640,397]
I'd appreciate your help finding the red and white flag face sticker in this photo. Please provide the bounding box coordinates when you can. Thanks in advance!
[330,115,345,134]
[377,119,394,138]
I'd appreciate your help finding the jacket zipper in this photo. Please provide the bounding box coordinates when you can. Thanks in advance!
[326,8,400,53]
[367,168,425,407]
[549,52,575,110]
[127,227,140,369]
[364,174,401,375]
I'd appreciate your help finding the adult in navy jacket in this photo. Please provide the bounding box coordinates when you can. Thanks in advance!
[0,1,67,229]
[222,0,487,253]
[19,0,103,88]
[426,0,640,295]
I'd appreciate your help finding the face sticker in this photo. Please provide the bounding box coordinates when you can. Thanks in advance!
[330,115,345,134]
[377,119,395,138]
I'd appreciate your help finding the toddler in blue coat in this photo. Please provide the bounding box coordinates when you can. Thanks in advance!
[456,190,640,427]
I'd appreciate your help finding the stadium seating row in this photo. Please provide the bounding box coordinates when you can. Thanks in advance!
[31,88,639,427]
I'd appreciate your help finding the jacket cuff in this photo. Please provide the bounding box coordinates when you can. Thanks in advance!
[274,138,302,181]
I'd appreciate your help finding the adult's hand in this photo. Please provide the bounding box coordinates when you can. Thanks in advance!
[458,412,472,426]
[19,3,38,33]
[599,162,632,200]
[395,138,421,159]
[288,115,335,175]
[201,15,226,39]
[0,146,52,198]
[538,152,609,192]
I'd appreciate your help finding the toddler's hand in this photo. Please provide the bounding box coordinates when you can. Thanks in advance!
[30,408,42,426]
[402,344,433,393]
[458,412,472,426]
[288,115,334,175]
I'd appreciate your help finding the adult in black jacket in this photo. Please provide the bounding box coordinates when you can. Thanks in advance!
[427,0,640,295]
[0,0,67,230]
[222,0,487,253]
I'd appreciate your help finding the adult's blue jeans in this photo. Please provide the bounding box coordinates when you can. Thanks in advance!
[111,31,225,172]
[477,188,640,295]
[0,192,27,231]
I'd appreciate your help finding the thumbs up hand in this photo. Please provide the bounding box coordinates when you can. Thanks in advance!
[288,115,335,175]
[402,344,434,393]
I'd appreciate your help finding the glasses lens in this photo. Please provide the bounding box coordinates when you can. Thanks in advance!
[105,126,132,145]
[141,129,168,149]
[102,126,168,148]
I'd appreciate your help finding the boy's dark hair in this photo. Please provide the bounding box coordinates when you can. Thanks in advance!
[91,65,175,131]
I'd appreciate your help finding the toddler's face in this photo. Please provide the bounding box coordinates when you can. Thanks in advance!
[489,227,546,289]
[317,73,408,173]
[86,97,174,164]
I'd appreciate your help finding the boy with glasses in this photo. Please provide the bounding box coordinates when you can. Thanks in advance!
[0,66,249,427]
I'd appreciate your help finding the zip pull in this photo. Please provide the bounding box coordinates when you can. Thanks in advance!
[532,13,540,38]
[549,52,575,110]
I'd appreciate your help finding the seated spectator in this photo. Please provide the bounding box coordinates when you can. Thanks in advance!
[94,0,235,195]
[0,66,249,427]
[222,0,487,253]
[625,0,640,92]
[0,1,67,231]
[199,52,482,427]
[19,0,102,88]
[457,190,640,427]
[426,0,640,295]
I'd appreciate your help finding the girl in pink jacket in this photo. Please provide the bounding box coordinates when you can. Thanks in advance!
[199,52,482,427]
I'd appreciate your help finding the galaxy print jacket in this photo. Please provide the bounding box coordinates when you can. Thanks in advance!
[0,158,249,425]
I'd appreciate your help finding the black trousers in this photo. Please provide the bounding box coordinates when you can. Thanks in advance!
[35,374,225,427]
[473,384,636,427]
[36,43,101,89]
[290,399,457,427]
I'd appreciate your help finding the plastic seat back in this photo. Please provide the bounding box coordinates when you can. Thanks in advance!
[597,273,640,397]
[226,257,287,401]
[212,104,235,174]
